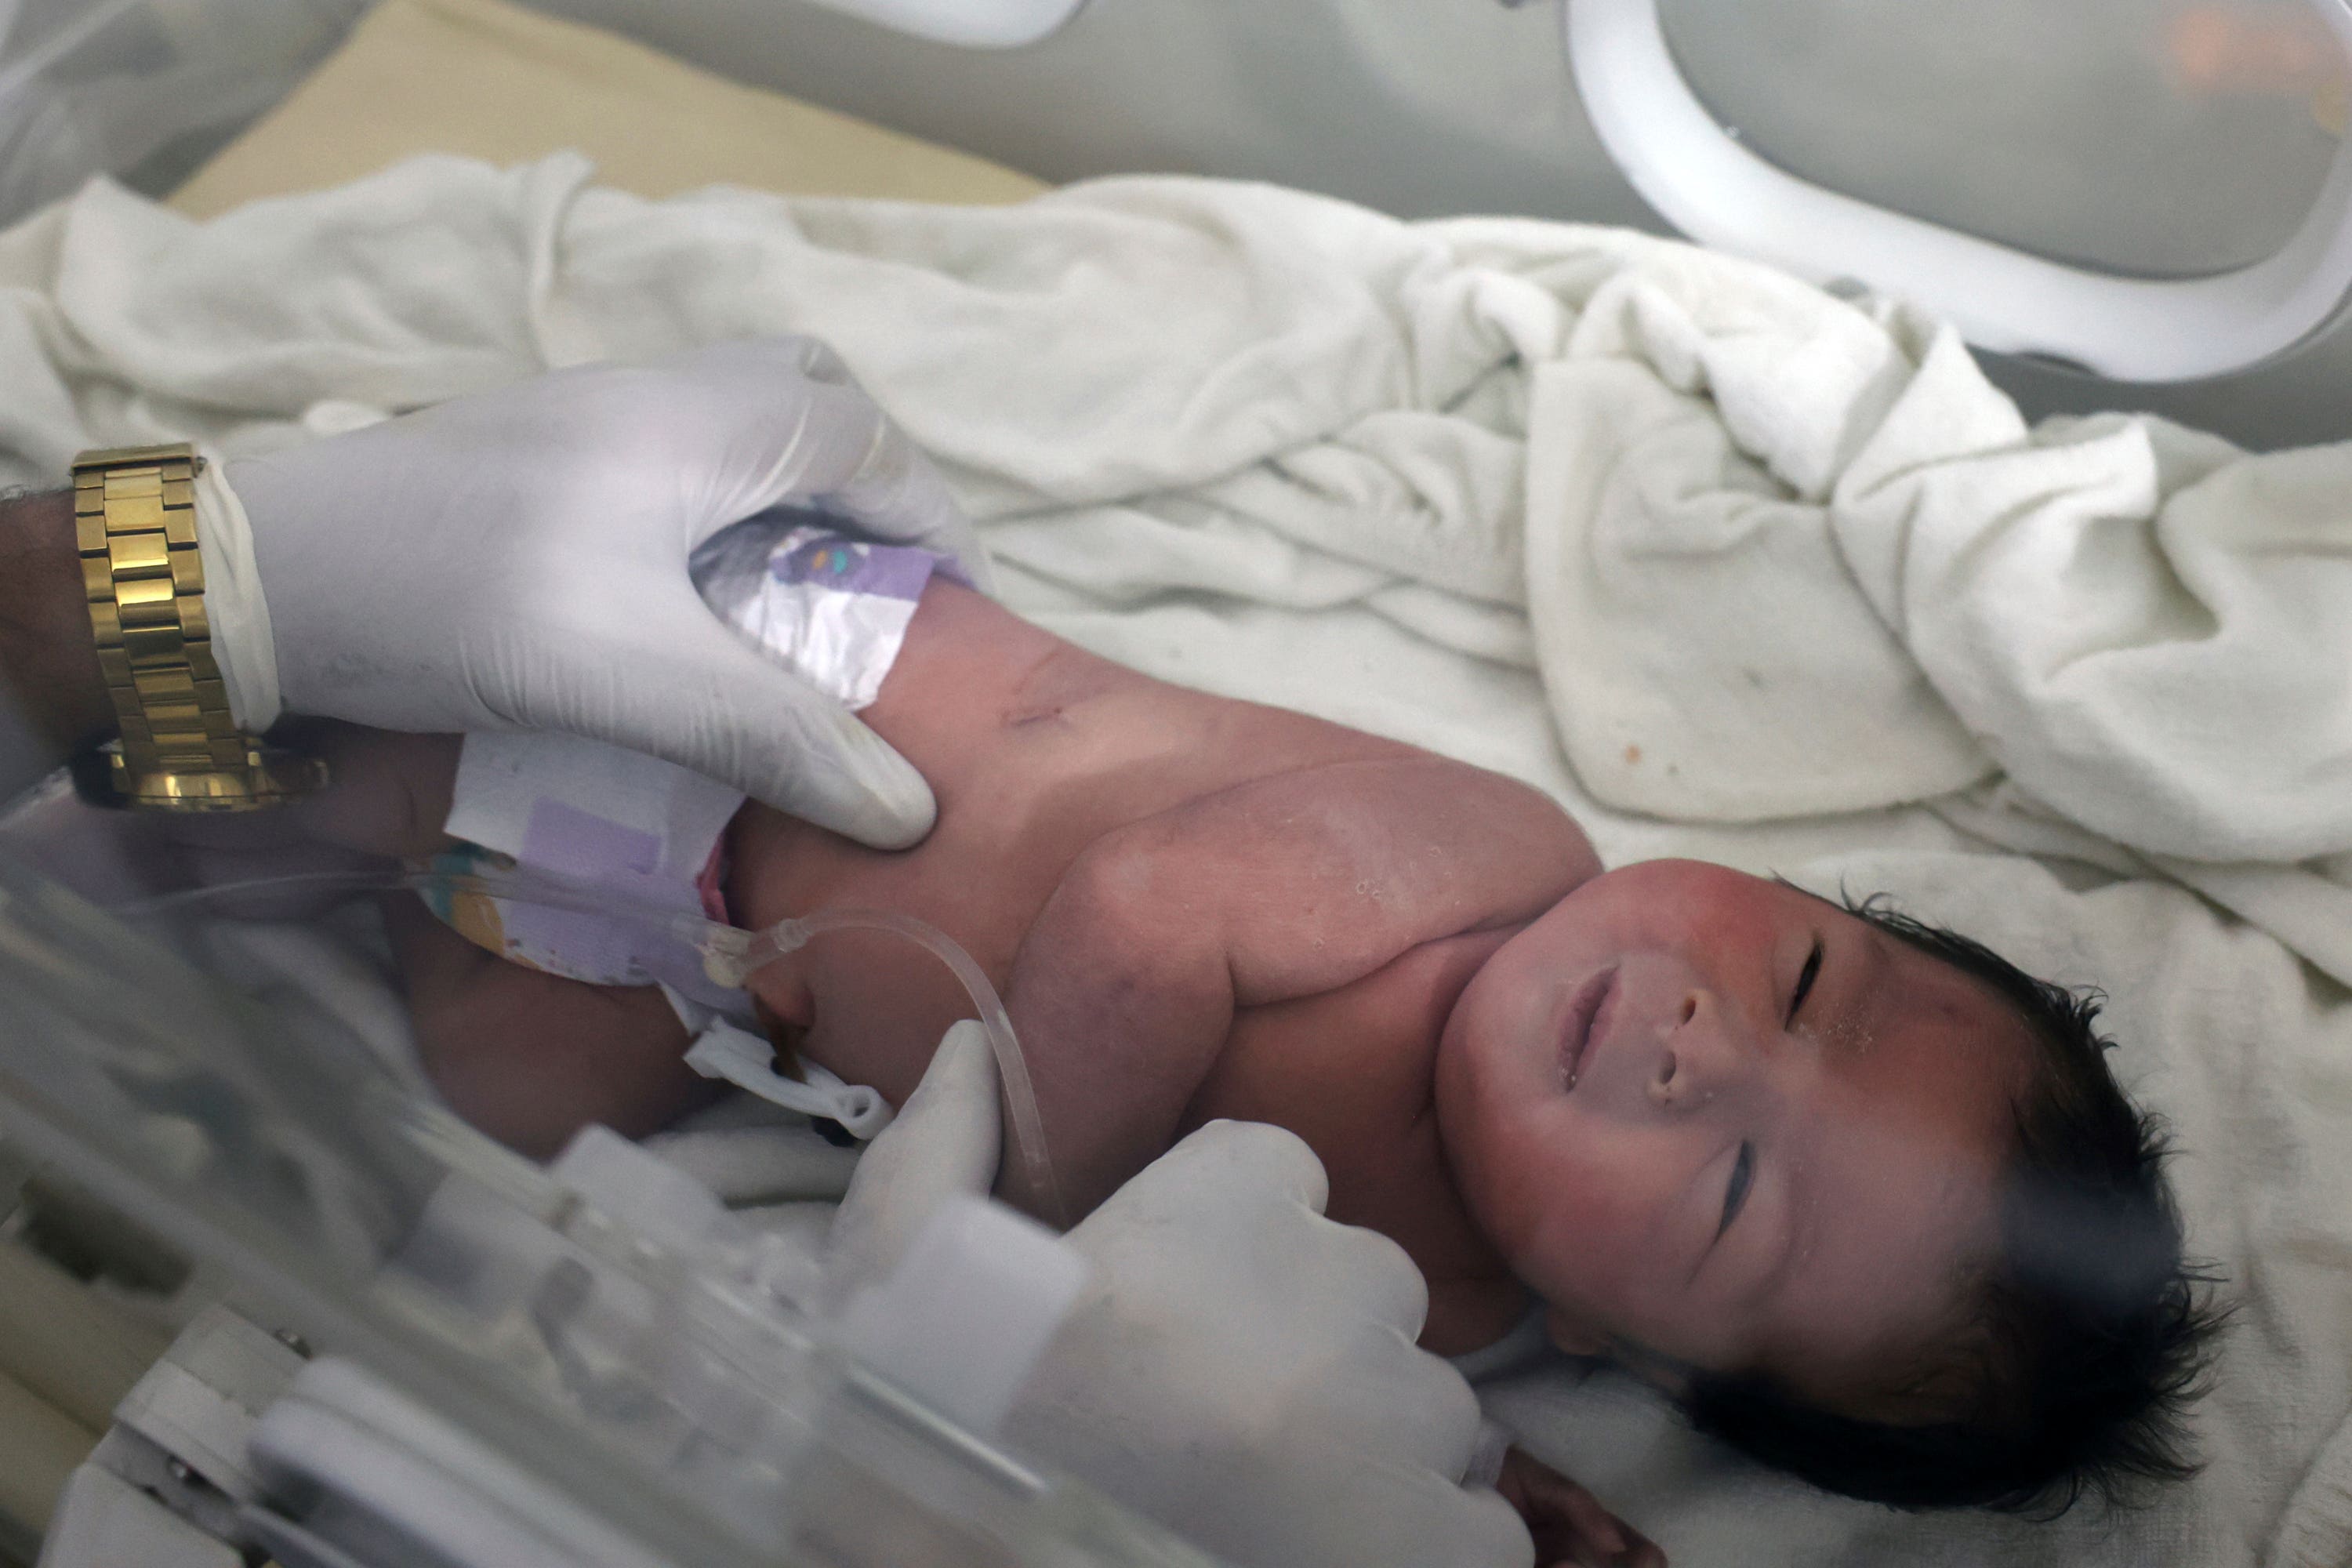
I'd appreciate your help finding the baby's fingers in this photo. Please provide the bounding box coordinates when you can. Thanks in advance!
[1621,1532,1668,1568]
[1497,1447,1664,1568]
[1546,1510,1664,1568]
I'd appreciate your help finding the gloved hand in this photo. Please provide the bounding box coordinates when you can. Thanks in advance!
[829,1025,1535,1568]
[222,337,990,848]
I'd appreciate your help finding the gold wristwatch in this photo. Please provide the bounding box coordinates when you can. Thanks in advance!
[68,442,325,811]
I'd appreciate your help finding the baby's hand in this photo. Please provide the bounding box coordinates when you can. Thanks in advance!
[1495,1448,1666,1568]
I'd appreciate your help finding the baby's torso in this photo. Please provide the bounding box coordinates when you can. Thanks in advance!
[730,582,1428,1083]
[728,585,1529,1346]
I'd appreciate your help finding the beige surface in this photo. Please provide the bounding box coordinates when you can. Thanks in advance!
[0,1366,93,1535]
[170,0,1047,218]
[0,1236,171,1544]
[0,1237,172,1432]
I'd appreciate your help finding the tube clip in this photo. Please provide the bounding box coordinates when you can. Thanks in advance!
[684,1019,894,1140]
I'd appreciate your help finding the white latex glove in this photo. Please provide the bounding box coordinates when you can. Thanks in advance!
[831,1025,1534,1568]
[223,337,990,848]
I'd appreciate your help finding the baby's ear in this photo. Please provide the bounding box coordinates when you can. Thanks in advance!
[1544,1307,1607,1358]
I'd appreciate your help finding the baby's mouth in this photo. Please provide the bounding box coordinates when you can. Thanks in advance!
[1558,967,1618,1092]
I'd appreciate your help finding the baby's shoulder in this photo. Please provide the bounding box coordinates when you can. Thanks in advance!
[1208,924,1519,1131]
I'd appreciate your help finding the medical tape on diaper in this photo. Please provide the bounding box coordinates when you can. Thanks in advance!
[436,729,748,1017]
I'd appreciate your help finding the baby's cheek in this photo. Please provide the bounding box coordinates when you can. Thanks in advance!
[1506,1130,1673,1318]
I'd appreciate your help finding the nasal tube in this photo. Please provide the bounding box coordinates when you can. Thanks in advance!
[708,909,1065,1228]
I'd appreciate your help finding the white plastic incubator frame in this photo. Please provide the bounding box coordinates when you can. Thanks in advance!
[1565,0,2352,381]
[785,0,1086,49]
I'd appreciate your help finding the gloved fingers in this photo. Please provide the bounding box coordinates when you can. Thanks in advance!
[779,333,855,387]
[652,333,854,390]
[877,1019,1003,1179]
[1145,1119,1331,1214]
[1425,1472,1541,1568]
[1313,1455,1537,1568]
[1298,1218,1432,1338]
[1295,1329,1487,1479]
[745,699,938,848]
[816,419,996,596]
[757,376,993,590]
[829,1021,1000,1287]
[574,606,940,842]
[666,338,996,593]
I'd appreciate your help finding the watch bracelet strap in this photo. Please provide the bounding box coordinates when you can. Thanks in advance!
[74,443,246,775]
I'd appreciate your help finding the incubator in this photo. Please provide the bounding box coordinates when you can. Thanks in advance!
[8,0,2352,443]
[5,1,2352,1564]
[0,855,1181,1568]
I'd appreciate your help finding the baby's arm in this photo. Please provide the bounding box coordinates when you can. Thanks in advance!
[1003,757,1598,1217]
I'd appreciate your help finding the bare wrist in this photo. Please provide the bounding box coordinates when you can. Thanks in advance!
[0,487,112,756]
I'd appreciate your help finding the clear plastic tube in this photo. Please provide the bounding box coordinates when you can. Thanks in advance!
[707,909,1065,1229]
[114,867,1066,1228]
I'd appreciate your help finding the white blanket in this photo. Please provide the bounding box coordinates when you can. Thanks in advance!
[4,154,2349,1566]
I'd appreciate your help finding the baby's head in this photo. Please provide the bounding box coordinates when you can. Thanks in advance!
[1436,859,2222,1511]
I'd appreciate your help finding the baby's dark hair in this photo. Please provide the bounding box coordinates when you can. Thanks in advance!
[1675,893,2227,1513]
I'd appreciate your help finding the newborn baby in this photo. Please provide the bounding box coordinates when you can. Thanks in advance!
[308,521,2215,1526]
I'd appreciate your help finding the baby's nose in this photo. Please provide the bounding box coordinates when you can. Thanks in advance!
[1648,988,1736,1109]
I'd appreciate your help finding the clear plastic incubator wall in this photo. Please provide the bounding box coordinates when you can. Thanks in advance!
[2,0,2349,1565]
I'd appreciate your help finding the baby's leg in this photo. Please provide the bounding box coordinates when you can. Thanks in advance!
[275,723,728,1156]
[382,894,713,1160]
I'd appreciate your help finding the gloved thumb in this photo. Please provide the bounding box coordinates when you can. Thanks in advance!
[657,336,996,594]
[587,601,939,847]
[829,1022,1001,1290]
[1126,1119,1332,1217]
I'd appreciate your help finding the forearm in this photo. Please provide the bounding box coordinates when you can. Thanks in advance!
[1003,868,1238,1218]
[0,488,111,769]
